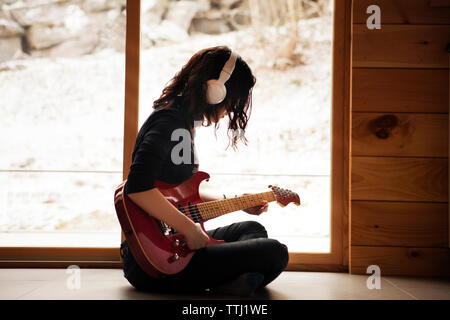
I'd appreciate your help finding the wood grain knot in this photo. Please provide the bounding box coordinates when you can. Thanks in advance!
[410,251,420,258]
[368,114,398,139]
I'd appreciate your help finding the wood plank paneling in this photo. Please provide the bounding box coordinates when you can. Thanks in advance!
[353,0,450,24]
[350,0,450,276]
[351,157,448,202]
[350,246,450,276]
[352,69,449,113]
[352,113,448,157]
[352,201,448,247]
[430,0,450,7]
[353,25,450,68]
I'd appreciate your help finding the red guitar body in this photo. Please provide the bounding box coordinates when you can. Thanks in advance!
[114,171,224,278]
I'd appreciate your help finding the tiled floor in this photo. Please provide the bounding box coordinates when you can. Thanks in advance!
[0,269,449,300]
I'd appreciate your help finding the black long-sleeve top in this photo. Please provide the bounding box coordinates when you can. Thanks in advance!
[124,97,199,195]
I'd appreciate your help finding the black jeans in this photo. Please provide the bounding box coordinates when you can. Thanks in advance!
[120,221,289,294]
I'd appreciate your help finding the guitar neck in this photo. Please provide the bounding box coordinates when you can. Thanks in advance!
[195,191,277,222]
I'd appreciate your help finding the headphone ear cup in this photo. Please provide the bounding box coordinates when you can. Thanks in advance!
[206,79,226,104]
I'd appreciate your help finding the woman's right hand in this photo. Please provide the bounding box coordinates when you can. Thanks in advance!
[128,189,211,250]
[182,222,210,250]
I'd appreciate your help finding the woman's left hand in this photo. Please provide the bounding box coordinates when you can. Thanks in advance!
[243,199,269,216]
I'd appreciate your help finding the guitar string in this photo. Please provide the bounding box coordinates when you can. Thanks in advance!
[191,190,282,221]
[185,191,276,221]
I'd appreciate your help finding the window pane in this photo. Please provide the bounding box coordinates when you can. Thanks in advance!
[139,0,334,252]
[0,0,125,247]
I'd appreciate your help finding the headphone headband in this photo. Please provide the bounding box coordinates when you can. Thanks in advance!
[218,51,238,84]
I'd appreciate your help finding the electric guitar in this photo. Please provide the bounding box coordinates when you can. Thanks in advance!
[114,171,301,278]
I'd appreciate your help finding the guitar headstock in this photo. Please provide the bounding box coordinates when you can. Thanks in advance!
[269,185,301,207]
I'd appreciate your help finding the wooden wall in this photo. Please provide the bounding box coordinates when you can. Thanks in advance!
[350,0,450,276]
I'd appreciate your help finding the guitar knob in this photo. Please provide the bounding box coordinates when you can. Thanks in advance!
[172,239,180,247]
[167,253,181,263]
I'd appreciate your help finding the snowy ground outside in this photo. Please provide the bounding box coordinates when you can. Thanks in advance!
[0,14,333,252]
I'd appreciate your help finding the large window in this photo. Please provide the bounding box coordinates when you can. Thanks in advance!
[0,0,350,269]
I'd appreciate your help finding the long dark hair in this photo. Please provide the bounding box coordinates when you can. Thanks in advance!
[152,46,256,149]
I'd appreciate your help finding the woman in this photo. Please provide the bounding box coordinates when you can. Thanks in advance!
[120,46,289,296]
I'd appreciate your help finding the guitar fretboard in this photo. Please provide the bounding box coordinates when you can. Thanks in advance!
[195,191,276,222]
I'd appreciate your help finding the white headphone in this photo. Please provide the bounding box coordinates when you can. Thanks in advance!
[205,51,238,104]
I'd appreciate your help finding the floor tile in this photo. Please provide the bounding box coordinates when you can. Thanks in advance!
[68,268,124,281]
[0,281,45,299]
[19,279,133,300]
[0,268,67,281]
[382,276,450,300]
[262,272,413,300]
